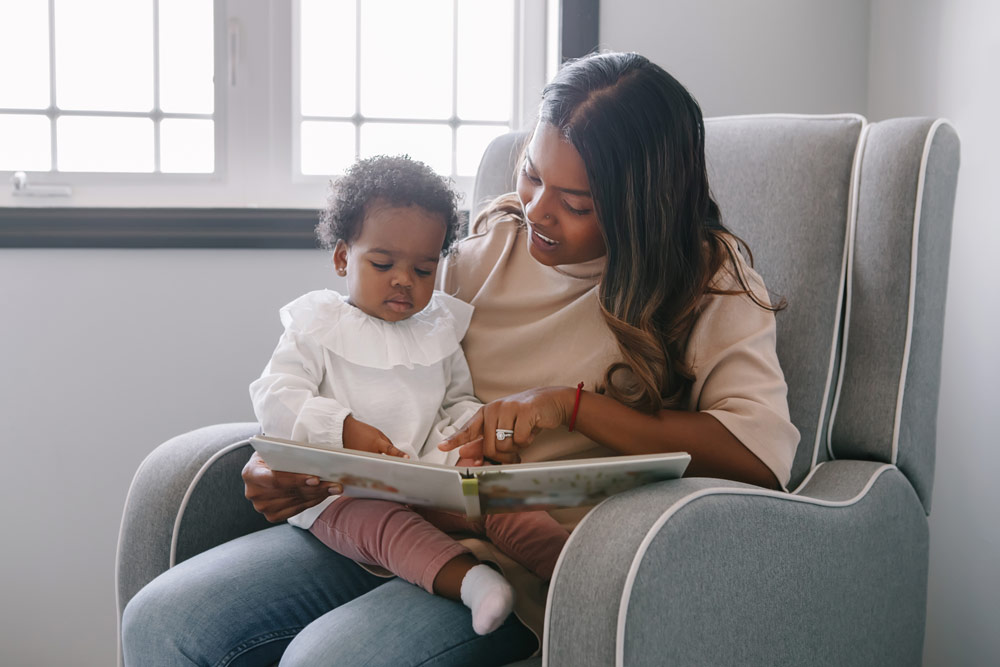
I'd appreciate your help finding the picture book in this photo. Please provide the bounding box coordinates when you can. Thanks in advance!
[250,435,690,520]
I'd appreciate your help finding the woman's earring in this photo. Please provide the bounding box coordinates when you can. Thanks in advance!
[337,267,347,276]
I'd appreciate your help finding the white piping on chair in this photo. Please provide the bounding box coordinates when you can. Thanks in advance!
[169,440,252,567]
[823,122,872,467]
[790,460,827,494]
[891,119,952,464]
[705,112,867,124]
[115,434,256,666]
[614,463,897,666]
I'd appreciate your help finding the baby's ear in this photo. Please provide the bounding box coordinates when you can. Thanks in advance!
[333,240,349,274]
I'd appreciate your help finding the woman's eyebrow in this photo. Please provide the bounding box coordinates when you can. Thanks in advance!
[525,153,592,197]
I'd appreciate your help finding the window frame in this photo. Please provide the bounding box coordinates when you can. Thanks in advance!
[0,0,598,248]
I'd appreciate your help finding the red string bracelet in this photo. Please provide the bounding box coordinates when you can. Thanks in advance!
[567,382,585,432]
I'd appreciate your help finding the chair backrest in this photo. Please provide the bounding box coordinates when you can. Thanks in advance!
[829,118,959,512]
[702,115,864,488]
[470,115,958,499]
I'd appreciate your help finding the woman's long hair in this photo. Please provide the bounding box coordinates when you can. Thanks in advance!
[535,52,781,413]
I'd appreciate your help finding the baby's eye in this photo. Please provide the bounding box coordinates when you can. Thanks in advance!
[414,268,433,277]
[371,262,392,271]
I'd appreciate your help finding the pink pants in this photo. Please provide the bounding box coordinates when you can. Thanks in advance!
[309,497,570,594]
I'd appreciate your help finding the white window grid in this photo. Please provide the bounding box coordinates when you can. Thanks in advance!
[290,0,515,181]
[0,0,220,177]
[1,0,549,209]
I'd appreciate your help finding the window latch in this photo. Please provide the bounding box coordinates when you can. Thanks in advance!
[228,18,241,87]
[10,171,72,198]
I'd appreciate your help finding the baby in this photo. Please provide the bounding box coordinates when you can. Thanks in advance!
[250,155,569,635]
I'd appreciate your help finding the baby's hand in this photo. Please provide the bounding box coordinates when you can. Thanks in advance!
[343,415,409,458]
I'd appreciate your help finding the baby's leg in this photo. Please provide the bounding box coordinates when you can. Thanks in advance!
[309,497,469,594]
[484,511,570,581]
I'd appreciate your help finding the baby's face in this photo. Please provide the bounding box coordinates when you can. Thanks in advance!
[334,201,446,322]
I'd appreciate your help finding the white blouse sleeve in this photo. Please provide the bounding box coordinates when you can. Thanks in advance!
[438,348,482,432]
[249,328,352,449]
[419,348,482,463]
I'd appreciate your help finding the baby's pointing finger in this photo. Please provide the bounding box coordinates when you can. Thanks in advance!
[383,442,410,459]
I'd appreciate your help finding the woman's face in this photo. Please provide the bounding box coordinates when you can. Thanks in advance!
[333,200,445,322]
[516,122,606,266]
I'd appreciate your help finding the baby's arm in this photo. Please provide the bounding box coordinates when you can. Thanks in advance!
[250,328,407,457]
[432,348,486,466]
[439,348,483,430]
[250,328,353,448]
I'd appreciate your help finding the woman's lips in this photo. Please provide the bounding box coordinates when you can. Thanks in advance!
[528,224,559,252]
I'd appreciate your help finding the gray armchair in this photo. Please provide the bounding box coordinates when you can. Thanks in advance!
[117,114,959,666]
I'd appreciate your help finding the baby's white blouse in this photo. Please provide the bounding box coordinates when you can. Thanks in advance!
[250,289,481,528]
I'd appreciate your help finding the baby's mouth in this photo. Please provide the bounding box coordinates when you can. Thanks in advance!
[385,296,412,312]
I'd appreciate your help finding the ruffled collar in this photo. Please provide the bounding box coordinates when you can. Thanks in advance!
[279,290,474,370]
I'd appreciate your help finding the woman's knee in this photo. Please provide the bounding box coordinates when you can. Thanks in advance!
[121,580,195,665]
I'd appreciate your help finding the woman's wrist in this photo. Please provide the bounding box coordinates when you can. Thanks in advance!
[554,385,579,427]
[567,382,585,431]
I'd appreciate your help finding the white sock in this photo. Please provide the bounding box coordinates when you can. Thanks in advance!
[459,563,515,635]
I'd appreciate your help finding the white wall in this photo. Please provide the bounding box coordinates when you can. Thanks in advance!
[0,249,341,666]
[600,0,871,116]
[868,2,1000,665]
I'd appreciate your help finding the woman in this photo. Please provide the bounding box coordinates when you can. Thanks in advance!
[122,52,798,667]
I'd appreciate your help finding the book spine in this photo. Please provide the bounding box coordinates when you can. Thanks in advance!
[460,476,481,521]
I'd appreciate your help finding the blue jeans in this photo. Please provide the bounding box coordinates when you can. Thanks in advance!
[122,525,538,667]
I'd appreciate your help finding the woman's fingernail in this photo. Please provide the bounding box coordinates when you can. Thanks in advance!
[328,486,341,494]
[305,477,319,486]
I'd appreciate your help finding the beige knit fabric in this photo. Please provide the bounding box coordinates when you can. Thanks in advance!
[437,211,799,644]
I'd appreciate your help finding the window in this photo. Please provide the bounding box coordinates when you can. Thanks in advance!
[0,0,215,177]
[296,0,515,181]
[0,0,550,210]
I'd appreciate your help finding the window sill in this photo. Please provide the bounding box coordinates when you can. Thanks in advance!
[0,208,320,248]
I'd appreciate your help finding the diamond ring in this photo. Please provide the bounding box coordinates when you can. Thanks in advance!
[495,429,515,441]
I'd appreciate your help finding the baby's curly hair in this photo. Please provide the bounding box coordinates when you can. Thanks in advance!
[316,155,461,255]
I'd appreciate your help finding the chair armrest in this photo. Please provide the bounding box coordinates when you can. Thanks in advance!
[544,461,928,666]
[115,422,270,619]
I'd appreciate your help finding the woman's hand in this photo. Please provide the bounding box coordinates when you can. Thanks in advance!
[342,415,409,458]
[439,387,572,464]
[242,451,343,523]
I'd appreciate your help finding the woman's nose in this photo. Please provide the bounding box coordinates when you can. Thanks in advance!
[523,190,554,223]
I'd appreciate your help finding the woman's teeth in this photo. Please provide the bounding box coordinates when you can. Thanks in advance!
[534,227,557,245]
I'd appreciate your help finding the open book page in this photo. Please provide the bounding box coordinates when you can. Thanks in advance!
[250,436,690,517]
[476,454,690,513]
[250,436,472,514]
